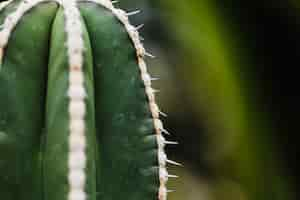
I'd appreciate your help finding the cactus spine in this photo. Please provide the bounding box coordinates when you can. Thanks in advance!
[0,0,178,200]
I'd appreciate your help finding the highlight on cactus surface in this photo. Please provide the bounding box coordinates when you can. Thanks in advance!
[0,0,179,199]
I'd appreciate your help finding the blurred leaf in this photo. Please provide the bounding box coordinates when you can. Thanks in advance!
[157,0,294,199]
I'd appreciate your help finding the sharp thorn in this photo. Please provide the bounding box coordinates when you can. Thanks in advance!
[166,159,182,166]
[112,0,118,3]
[151,77,160,81]
[167,190,175,193]
[161,128,170,135]
[164,140,178,145]
[159,111,168,117]
[152,88,160,93]
[135,24,145,30]
[140,36,145,41]
[126,10,141,16]
[168,174,179,178]
[145,52,156,58]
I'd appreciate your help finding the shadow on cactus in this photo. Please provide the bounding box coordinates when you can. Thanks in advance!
[0,0,179,199]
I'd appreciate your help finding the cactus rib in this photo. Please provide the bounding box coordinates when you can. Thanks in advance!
[0,1,58,199]
[0,0,179,199]
[82,1,177,199]
[60,1,87,200]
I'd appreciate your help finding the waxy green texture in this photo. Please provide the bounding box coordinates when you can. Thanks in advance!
[0,0,170,200]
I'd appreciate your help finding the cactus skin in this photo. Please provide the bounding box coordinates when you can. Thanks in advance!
[79,3,159,200]
[0,0,176,200]
[0,2,58,200]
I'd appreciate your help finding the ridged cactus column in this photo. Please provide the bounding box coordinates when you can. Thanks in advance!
[0,0,179,200]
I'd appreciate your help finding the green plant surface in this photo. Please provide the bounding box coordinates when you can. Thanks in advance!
[79,3,159,199]
[43,7,97,200]
[0,0,167,200]
[0,2,57,199]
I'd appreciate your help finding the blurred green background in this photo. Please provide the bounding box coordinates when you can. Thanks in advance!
[119,0,300,200]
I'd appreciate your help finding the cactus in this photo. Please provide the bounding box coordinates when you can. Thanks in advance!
[0,0,179,200]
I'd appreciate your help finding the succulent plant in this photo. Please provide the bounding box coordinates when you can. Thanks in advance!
[0,0,179,199]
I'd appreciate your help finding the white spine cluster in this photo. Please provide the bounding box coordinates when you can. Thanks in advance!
[84,1,180,200]
[61,1,87,200]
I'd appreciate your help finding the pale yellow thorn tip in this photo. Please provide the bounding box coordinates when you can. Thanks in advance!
[162,128,171,135]
[136,24,145,30]
[166,159,183,166]
[167,190,175,193]
[165,140,178,145]
[159,111,168,117]
[168,174,179,178]
[126,10,141,16]
[145,52,156,58]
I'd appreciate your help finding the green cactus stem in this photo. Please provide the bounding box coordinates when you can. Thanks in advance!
[0,0,179,200]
